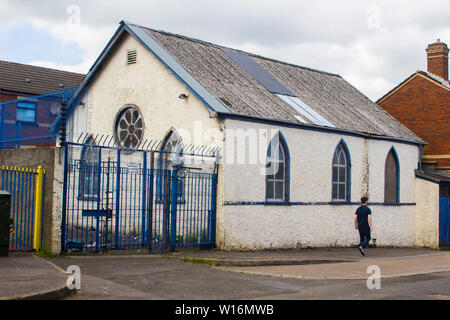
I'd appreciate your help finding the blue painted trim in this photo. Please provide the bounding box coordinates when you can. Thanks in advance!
[210,174,218,247]
[95,147,102,251]
[223,201,416,206]
[1,91,67,106]
[169,166,179,251]
[141,152,147,245]
[216,112,424,146]
[265,131,290,202]
[114,149,121,249]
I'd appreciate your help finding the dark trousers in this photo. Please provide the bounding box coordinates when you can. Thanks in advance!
[358,228,371,249]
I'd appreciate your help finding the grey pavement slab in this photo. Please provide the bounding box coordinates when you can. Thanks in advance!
[0,252,71,300]
[217,251,450,280]
[170,247,439,266]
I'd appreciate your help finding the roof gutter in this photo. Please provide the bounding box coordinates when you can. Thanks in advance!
[214,111,425,146]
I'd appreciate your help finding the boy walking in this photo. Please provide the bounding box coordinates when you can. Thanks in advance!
[355,196,372,256]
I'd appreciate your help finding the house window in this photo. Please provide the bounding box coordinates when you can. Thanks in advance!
[266,132,289,202]
[17,101,37,123]
[332,141,350,202]
[157,130,184,202]
[114,105,144,149]
[385,148,399,203]
[79,137,100,200]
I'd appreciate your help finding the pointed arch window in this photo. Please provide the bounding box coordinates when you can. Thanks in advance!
[157,130,184,202]
[79,136,100,200]
[332,141,351,202]
[266,132,290,202]
[385,148,400,203]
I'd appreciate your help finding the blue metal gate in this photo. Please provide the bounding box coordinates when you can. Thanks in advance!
[440,197,450,247]
[61,137,218,253]
[0,166,45,250]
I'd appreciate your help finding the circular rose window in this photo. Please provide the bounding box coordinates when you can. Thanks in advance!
[114,105,144,148]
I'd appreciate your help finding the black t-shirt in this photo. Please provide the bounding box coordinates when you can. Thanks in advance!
[355,205,371,229]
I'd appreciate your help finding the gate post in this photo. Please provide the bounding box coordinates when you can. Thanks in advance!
[141,152,147,246]
[209,173,217,247]
[33,165,44,251]
[169,166,179,252]
[115,149,121,249]
[95,148,102,252]
[61,145,69,252]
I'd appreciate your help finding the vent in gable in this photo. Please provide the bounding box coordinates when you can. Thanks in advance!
[127,49,137,64]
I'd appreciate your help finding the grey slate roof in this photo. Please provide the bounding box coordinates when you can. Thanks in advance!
[141,26,422,142]
[0,60,85,96]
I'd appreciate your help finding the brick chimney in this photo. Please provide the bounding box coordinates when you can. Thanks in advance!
[426,39,449,80]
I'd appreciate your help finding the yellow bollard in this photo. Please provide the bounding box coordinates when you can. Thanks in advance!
[33,165,44,251]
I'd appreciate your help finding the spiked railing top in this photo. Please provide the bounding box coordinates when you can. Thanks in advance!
[72,132,220,157]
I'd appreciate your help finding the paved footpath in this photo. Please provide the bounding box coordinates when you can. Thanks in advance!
[215,251,450,280]
[0,252,70,300]
[171,247,450,280]
[2,248,449,299]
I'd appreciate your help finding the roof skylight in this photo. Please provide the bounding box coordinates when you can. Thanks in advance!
[277,94,335,127]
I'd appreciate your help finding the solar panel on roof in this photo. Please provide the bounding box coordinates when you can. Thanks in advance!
[223,49,295,96]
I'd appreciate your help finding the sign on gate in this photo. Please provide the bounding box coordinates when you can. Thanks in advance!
[127,162,139,174]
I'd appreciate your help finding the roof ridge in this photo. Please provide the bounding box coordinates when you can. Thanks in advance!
[127,22,342,78]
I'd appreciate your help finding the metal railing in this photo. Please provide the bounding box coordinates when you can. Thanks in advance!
[62,138,219,253]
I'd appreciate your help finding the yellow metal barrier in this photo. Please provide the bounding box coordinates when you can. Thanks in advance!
[33,165,44,251]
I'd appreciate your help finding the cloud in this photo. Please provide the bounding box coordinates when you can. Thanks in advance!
[0,0,449,100]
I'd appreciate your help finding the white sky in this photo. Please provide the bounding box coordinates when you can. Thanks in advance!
[0,0,449,101]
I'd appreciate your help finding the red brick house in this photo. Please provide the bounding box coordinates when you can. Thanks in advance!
[377,40,450,170]
[0,60,84,148]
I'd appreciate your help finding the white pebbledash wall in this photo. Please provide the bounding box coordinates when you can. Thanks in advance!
[414,177,440,248]
[68,32,424,251]
[218,119,420,249]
